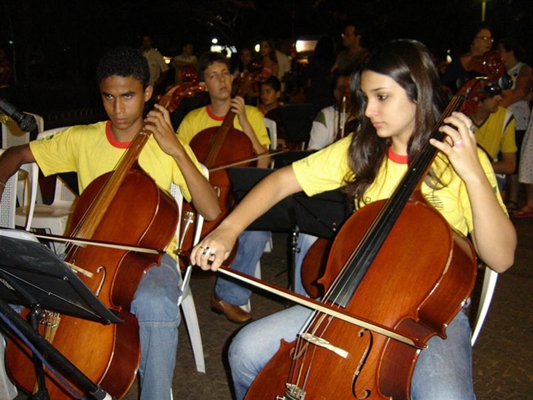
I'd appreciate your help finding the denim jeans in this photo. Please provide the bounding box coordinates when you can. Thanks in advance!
[130,253,182,400]
[229,305,474,400]
[215,230,271,305]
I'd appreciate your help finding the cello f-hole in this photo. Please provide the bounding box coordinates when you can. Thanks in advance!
[95,266,107,297]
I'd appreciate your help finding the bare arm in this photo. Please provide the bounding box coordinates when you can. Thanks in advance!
[190,166,302,270]
[500,64,533,108]
[145,105,221,221]
[432,112,516,273]
[0,145,36,200]
[491,151,516,175]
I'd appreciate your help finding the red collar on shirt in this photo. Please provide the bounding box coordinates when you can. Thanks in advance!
[206,105,226,122]
[106,120,132,149]
[387,147,408,164]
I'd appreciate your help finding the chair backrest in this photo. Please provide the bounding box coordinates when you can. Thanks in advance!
[171,163,209,251]
[470,265,499,346]
[169,163,208,308]
[263,117,277,151]
[170,182,184,240]
[37,127,77,205]
[0,150,18,228]
[16,162,39,230]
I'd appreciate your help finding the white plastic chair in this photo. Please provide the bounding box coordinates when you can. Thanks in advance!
[263,117,277,151]
[471,264,499,346]
[1,113,44,209]
[263,117,277,170]
[0,150,18,229]
[12,162,38,231]
[169,164,208,375]
[17,127,76,254]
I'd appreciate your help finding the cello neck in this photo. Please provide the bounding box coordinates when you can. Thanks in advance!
[202,108,238,167]
[70,130,150,240]
[202,71,260,167]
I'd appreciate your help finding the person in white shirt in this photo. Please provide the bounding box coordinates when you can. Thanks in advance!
[140,35,169,95]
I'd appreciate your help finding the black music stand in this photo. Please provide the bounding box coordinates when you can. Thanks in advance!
[272,149,316,168]
[228,167,294,232]
[227,168,353,289]
[0,230,120,400]
[279,103,315,145]
[228,167,352,238]
[292,189,353,240]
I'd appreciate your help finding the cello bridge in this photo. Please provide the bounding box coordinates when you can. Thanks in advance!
[276,383,306,400]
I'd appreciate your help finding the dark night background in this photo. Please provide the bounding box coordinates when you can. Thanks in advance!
[1,0,532,115]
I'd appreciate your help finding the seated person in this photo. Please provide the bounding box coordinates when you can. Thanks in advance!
[308,70,357,150]
[0,46,220,400]
[470,84,517,193]
[258,76,284,148]
[177,52,272,323]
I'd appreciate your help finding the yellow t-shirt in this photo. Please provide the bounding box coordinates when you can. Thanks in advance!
[292,135,505,236]
[177,105,270,147]
[30,121,201,200]
[30,121,205,253]
[474,107,516,160]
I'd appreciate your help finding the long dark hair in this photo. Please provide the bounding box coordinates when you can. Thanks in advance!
[344,39,449,203]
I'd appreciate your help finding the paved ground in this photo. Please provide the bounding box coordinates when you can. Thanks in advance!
[12,213,532,400]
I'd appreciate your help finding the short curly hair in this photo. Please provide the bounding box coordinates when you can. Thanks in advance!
[96,46,150,89]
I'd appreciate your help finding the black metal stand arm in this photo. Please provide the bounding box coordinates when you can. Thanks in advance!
[0,230,119,400]
[0,300,113,400]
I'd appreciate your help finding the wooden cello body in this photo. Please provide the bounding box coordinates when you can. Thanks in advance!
[6,134,178,398]
[246,198,477,399]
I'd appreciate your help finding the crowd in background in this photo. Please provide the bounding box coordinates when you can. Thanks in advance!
[140,20,533,217]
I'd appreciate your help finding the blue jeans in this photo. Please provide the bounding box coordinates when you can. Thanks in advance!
[131,254,182,400]
[215,230,271,305]
[229,305,474,400]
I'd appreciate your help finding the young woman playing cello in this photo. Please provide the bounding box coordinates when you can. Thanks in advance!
[191,39,516,399]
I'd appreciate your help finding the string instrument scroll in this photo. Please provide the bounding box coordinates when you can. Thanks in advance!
[6,96,180,399]
[243,54,507,400]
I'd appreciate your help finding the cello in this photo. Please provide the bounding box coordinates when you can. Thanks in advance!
[5,92,186,398]
[240,51,507,399]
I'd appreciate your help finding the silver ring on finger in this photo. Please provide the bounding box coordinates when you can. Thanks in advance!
[202,247,212,256]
